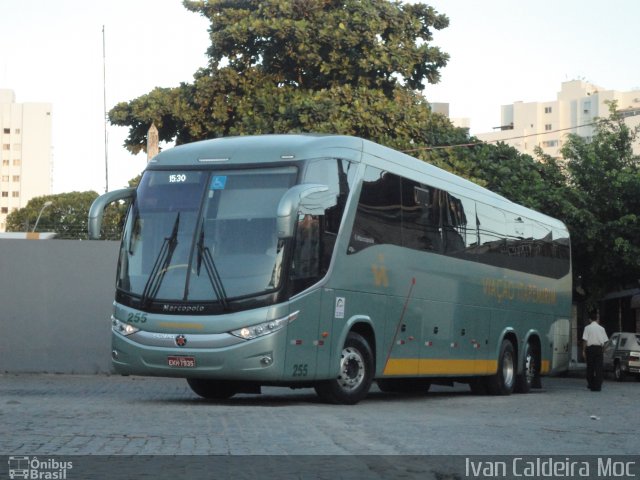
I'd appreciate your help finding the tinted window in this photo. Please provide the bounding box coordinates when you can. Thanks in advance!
[290,159,354,294]
[347,168,569,279]
[475,203,570,278]
[349,167,402,253]
[400,179,441,252]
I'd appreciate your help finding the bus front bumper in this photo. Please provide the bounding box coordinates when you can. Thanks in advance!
[111,327,287,381]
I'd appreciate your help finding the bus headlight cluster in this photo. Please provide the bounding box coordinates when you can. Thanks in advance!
[112,316,140,336]
[231,311,299,340]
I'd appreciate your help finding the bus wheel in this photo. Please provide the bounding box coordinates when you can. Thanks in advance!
[515,341,539,393]
[486,339,515,395]
[187,378,237,400]
[314,332,373,405]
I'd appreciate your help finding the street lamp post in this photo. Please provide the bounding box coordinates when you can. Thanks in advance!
[33,201,53,232]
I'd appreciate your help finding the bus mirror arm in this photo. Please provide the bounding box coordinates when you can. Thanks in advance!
[88,188,136,239]
[276,184,332,238]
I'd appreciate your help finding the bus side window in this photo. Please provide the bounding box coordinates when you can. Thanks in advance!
[291,159,354,294]
[349,167,402,254]
[401,179,441,252]
[290,214,321,293]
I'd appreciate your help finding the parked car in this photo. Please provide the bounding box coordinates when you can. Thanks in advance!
[603,332,640,381]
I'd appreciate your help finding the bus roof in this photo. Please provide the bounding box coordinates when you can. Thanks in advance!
[148,134,566,231]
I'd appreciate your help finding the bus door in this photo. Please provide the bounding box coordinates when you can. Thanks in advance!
[285,289,322,380]
[314,287,340,377]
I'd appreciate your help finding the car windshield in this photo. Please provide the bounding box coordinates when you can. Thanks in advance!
[117,167,297,304]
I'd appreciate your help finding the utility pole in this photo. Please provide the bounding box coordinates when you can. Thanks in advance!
[102,25,109,193]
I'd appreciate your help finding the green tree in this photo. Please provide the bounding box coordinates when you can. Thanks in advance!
[559,101,640,304]
[109,0,463,154]
[6,191,125,240]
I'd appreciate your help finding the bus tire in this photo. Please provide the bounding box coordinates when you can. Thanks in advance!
[314,332,373,405]
[485,339,516,395]
[187,378,237,400]
[515,341,539,393]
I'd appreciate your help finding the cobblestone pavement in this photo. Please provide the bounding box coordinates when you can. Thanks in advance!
[2,373,639,458]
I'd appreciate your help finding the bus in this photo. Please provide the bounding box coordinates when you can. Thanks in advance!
[89,134,571,404]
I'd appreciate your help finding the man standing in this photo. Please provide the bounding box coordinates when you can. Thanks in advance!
[582,312,608,391]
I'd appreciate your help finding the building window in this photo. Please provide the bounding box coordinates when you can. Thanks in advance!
[14,128,20,134]
[12,191,19,198]
[1,207,8,214]
[2,160,8,166]
[545,124,552,131]
[542,140,559,148]
[2,144,9,151]
[12,159,20,166]
[544,107,552,114]
[12,175,20,182]
[1,191,7,197]
[3,128,9,134]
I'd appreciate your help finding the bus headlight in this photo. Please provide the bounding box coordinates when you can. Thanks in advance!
[231,311,299,340]
[112,316,140,336]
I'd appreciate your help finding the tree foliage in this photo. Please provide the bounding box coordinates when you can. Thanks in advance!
[109,0,457,154]
[6,191,125,240]
[558,101,640,302]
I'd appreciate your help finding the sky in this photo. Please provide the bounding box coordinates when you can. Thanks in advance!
[2,0,639,194]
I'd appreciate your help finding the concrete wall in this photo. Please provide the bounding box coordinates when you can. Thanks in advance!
[0,240,119,373]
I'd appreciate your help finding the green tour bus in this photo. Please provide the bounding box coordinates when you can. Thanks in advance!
[89,134,571,404]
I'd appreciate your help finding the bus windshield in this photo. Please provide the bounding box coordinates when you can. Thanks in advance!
[117,167,298,306]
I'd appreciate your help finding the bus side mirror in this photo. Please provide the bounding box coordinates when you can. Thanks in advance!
[276,184,335,238]
[88,188,136,239]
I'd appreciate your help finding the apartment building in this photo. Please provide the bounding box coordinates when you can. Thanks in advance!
[476,80,640,158]
[0,89,52,231]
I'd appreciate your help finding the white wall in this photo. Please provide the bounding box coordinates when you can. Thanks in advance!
[0,240,119,373]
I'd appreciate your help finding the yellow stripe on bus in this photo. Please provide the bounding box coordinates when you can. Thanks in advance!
[383,359,498,376]
[384,358,553,376]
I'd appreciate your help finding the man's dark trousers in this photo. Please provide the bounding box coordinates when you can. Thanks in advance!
[586,345,604,391]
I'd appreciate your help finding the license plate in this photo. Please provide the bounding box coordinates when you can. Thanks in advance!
[167,356,196,368]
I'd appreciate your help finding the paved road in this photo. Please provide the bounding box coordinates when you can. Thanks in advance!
[2,374,639,479]
[2,373,638,456]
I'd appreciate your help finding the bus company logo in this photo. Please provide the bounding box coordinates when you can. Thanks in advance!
[175,335,187,347]
[8,456,73,479]
[162,304,206,313]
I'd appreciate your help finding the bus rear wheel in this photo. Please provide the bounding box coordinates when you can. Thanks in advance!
[485,339,515,395]
[314,332,373,405]
[515,341,540,393]
[187,378,237,400]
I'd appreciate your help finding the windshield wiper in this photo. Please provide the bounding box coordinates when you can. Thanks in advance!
[140,213,180,307]
[196,227,229,310]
